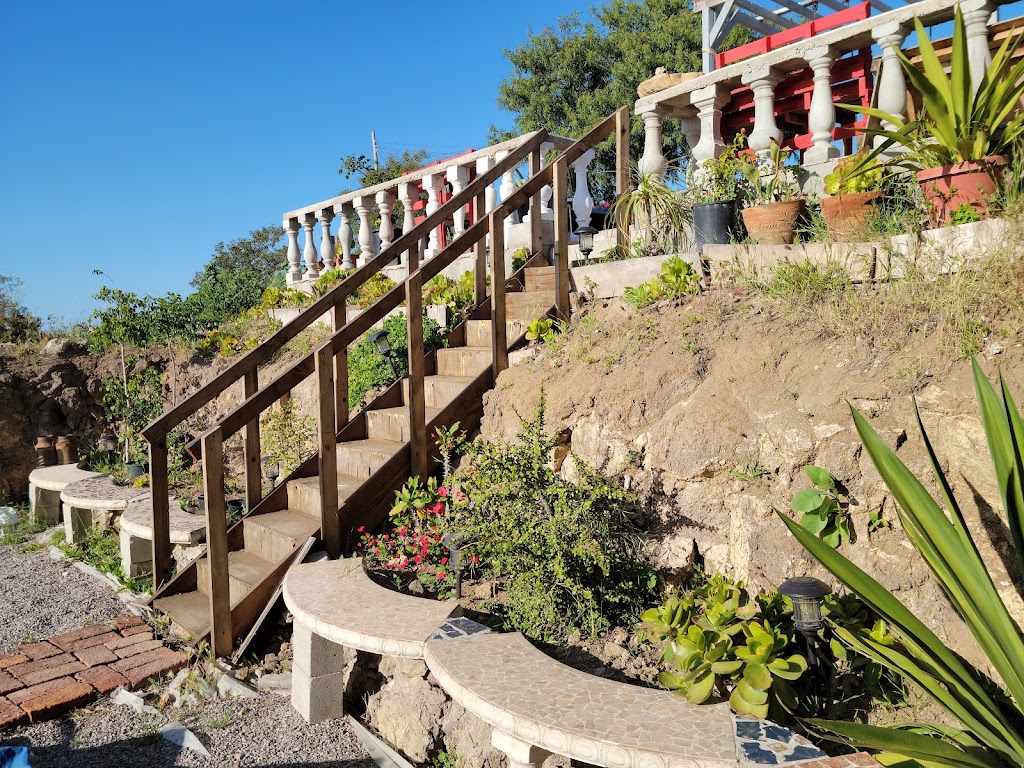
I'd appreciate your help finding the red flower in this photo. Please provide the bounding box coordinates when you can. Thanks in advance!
[438,486,449,498]
[357,526,365,532]
[440,557,448,566]
[438,572,448,579]
[413,555,422,564]
[470,555,479,564]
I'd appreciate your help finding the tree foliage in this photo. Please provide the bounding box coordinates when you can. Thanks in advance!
[0,275,41,343]
[339,148,430,190]
[494,0,751,198]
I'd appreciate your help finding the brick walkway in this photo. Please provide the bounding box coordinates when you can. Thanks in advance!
[0,615,187,729]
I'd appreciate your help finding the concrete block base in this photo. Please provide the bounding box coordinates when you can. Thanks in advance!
[119,528,152,578]
[63,505,92,544]
[29,483,61,526]
[291,620,346,724]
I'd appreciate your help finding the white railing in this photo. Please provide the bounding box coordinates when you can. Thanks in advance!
[282,133,606,286]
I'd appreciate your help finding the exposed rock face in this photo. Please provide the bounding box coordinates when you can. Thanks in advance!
[479,295,1024,677]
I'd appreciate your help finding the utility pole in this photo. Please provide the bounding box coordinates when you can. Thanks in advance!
[371,131,379,170]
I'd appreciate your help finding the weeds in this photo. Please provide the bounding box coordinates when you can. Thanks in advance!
[0,510,48,547]
[55,526,153,594]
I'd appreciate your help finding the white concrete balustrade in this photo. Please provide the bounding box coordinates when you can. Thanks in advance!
[633,0,1007,180]
[282,134,582,288]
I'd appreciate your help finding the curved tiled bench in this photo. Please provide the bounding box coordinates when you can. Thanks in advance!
[283,558,458,722]
[118,497,206,577]
[27,464,102,525]
[59,476,150,545]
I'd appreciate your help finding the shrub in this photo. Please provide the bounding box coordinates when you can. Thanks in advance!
[446,395,656,642]
[347,314,445,407]
[260,397,315,480]
[0,276,41,343]
[625,256,701,309]
[354,273,398,309]
[100,359,165,465]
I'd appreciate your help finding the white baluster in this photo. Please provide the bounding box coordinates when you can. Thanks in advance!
[446,165,470,236]
[962,0,995,94]
[376,190,395,255]
[638,109,668,178]
[742,68,784,156]
[398,181,419,267]
[353,195,376,267]
[284,217,302,285]
[805,47,840,166]
[301,213,319,280]
[540,142,554,220]
[571,148,596,236]
[318,209,335,271]
[680,113,700,171]
[421,173,442,260]
[333,202,355,270]
[496,150,520,242]
[873,23,908,155]
[476,156,497,216]
[690,84,729,165]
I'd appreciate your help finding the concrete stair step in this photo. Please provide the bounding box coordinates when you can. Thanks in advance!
[366,406,442,442]
[153,590,211,641]
[505,291,554,321]
[436,347,492,377]
[336,438,402,479]
[243,510,320,563]
[196,549,276,604]
[525,266,556,292]
[287,475,362,519]
[401,375,474,410]
[465,319,530,348]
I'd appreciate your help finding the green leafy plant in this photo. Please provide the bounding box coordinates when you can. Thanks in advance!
[101,360,165,466]
[260,397,315,480]
[687,133,751,204]
[949,202,983,226]
[778,359,1024,767]
[525,317,554,343]
[824,153,886,196]
[347,313,445,406]
[624,256,702,309]
[611,164,692,257]
[353,273,398,309]
[390,475,443,532]
[791,465,853,548]
[511,247,532,272]
[624,282,658,309]
[843,7,1024,173]
[741,140,801,206]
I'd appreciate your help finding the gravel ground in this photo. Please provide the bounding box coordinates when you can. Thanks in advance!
[0,543,129,652]
[1,693,377,768]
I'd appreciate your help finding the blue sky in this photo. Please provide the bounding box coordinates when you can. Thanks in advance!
[0,1,585,324]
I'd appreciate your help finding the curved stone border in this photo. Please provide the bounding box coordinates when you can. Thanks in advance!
[59,476,150,512]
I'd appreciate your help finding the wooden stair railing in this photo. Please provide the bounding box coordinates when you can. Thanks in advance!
[139,130,549,592]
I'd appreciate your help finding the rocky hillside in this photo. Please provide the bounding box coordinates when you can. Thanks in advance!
[479,281,1024,676]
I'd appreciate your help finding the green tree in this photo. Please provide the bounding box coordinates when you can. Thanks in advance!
[0,275,41,343]
[339,148,430,190]
[494,0,751,198]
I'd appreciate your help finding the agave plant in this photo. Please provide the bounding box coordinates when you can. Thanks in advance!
[843,7,1024,172]
[779,359,1024,767]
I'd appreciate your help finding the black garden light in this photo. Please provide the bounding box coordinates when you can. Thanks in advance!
[98,433,118,454]
[441,531,468,599]
[575,225,598,259]
[779,576,832,640]
[262,455,281,490]
[369,329,398,380]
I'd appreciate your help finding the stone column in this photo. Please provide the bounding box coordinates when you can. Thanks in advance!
[376,190,395,253]
[301,213,320,280]
[333,202,355,270]
[962,0,995,94]
[742,67,784,156]
[690,84,730,164]
[491,730,552,768]
[398,181,419,267]
[353,195,376,267]
[805,46,840,165]
[638,108,668,178]
[571,148,596,234]
[284,217,302,284]
[420,173,442,259]
[317,209,335,271]
[291,621,346,724]
[446,165,470,236]
[873,23,909,154]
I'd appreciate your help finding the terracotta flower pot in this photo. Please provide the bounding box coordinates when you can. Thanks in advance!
[821,190,882,242]
[741,200,806,245]
[916,156,1007,228]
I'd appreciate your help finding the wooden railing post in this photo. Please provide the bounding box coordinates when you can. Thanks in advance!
[315,345,341,558]
[331,305,349,434]
[474,190,487,305]
[529,146,543,258]
[202,429,232,658]
[615,106,631,256]
[243,370,261,513]
[149,438,172,588]
[489,210,509,377]
[406,270,428,480]
[552,157,570,320]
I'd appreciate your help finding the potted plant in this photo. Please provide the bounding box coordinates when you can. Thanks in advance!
[821,153,886,241]
[844,7,1024,227]
[610,163,691,257]
[687,134,750,250]
[740,140,805,245]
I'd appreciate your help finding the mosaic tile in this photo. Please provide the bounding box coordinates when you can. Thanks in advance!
[430,617,492,641]
[733,714,826,766]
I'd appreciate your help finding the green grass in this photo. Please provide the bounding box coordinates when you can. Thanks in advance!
[0,510,49,548]
[55,526,153,595]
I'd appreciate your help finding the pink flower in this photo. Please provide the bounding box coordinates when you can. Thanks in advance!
[440,557,448,566]
[357,526,365,532]
[413,555,422,564]
[470,555,479,564]
[438,572,448,579]
[438,486,449,498]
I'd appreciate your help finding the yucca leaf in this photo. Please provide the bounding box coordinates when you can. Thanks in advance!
[806,720,996,768]
[949,7,970,127]
[998,373,1024,569]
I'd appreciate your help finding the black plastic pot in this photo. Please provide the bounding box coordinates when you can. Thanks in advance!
[127,463,146,481]
[693,200,736,252]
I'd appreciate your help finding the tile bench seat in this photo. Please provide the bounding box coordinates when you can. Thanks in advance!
[28,464,102,525]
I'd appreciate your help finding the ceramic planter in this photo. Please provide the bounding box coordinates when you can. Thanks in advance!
[821,191,882,242]
[916,156,1007,228]
[741,200,806,245]
[692,200,736,251]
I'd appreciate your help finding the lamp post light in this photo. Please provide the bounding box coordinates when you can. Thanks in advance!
[261,455,280,491]
[369,329,398,380]
[779,575,831,665]
[441,531,468,599]
[574,225,598,260]
[98,433,118,455]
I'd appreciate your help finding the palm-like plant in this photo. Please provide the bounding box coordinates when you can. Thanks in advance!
[611,163,692,256]
[779,360,1024,767]
[844,8,1024,172]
